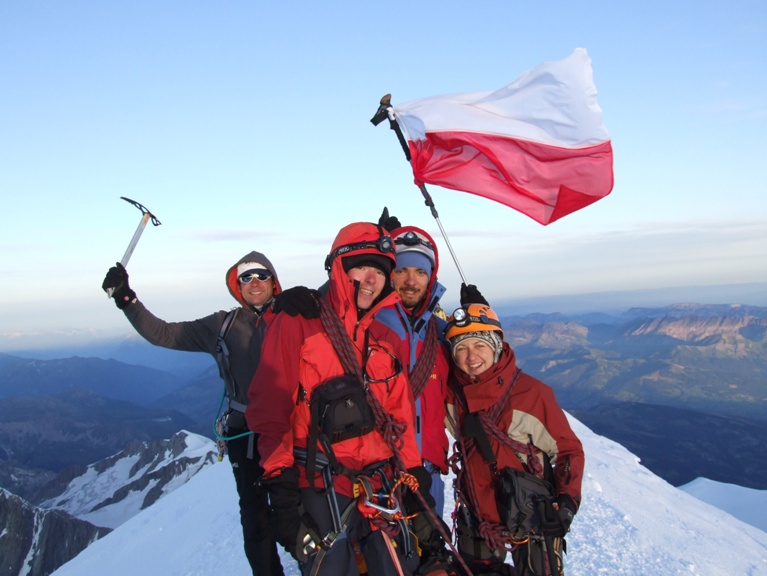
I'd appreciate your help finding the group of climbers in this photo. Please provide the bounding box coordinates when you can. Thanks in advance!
[102,209,584,576]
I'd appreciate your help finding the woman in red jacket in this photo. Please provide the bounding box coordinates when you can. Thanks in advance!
[445,303,584,576]
[246,222,424,576]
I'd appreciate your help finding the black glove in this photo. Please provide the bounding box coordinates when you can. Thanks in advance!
[556,494,576,534]
[262,467,313,561]
[272,286,321,319]
[540,494,576,538]
[402,465,435,514]
[459,283,489,307]
[378,206,401,233]
[412,512,457,575]
[102,263,136,310]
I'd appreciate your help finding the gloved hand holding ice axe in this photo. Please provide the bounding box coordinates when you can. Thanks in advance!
[103,197,161,306]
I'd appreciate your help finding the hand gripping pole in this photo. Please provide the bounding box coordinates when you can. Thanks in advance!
[106,197,161,298]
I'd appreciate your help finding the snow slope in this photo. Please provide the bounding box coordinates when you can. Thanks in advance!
[680,477,767,534]
[51,417,767,576]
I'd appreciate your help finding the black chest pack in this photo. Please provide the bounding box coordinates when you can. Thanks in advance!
[310,374,376,445]
[305,373,377,491]
[463,411,554,541]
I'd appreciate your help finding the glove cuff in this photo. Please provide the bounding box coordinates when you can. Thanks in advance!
[557,494,578,514]
[113,287,136,310]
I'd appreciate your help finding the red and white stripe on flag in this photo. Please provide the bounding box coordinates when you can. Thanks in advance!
[392,48,614,225]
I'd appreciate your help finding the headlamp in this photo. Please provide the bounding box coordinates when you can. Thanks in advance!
[324,234,395,272]
[395,231,434,251]
[452,307,468,327]
[446,305,503,334]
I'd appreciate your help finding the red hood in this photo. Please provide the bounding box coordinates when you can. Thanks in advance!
[225,250,282,308]
[390,225,441,318]
[325,222,400,331]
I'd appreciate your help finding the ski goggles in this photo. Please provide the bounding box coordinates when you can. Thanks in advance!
[238,270,273,283]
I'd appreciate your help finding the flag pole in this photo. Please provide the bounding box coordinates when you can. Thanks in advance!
[371,95,469,286]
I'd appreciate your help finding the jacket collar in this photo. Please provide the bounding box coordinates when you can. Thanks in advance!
[454,344,517,413]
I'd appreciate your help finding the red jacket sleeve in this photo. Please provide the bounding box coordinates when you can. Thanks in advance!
[520,378,585,508]
[245,312,305,477]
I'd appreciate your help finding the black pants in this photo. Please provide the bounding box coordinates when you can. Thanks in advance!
[227,433,285,576]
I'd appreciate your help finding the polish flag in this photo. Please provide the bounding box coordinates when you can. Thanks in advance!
[391,48,613,225]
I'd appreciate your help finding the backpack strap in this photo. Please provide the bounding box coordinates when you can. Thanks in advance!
[462,411,499,474]
[215,308,240,403]
[477,370,544,478]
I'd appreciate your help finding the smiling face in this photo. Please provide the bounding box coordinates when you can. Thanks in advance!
[239,276,275,308]
[346,265,387,311]
[452,337,496,377]
[392,266,430,311]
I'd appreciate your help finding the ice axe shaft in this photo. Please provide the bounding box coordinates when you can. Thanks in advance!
[107,197,161,298]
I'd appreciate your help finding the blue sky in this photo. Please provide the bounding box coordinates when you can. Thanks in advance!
[1,1,766,347]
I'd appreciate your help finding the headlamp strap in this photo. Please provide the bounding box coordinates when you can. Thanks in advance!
[324,233,394,273]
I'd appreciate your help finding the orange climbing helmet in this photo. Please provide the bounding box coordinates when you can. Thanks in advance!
[444,303,504,341]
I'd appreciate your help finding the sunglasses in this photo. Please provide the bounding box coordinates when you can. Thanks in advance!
[239,271,272,283]
[363,346,403,385]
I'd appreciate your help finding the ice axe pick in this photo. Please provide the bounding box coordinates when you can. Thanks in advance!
[106,197,162,298]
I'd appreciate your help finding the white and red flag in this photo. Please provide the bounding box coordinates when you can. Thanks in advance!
[391,48,613,225]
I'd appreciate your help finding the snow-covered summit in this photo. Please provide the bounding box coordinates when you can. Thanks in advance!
[40,430,216,529]
[51,417,767,576]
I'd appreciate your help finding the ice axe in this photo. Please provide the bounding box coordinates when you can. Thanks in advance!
[106,197,162,298]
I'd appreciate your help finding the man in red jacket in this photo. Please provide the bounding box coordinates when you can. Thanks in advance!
[374,224,454,574]
[246,222,426,576]
[445,302,584,576]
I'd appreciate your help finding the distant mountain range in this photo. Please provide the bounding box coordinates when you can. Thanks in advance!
[0,387,204,500]
[570,402,767,489]
[498,302,767,490]
[0,301,765,502]
[0,352,186,404]
[503,302,767,421]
